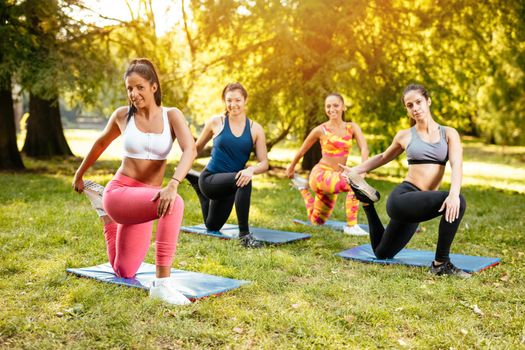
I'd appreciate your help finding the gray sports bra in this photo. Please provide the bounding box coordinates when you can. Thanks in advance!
[406,125,448,165]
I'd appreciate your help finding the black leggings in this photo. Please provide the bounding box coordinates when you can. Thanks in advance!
[363,181,466,262]
[187,169,252,234]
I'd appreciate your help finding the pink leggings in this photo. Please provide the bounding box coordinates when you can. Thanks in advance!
[102,172,184,278]
[299,164,359,226]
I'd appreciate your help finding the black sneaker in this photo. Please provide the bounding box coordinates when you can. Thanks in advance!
[239,233,264,248]
[429,261,471,278]
[345,170,380,204]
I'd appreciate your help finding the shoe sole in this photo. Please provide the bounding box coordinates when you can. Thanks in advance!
[346,171,379,202]
[83,180,106,216]
[240,236,265,248]
[291,175,309,190]
[83,180,105,196]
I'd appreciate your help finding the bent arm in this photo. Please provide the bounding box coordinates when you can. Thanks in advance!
[249,124,269,175]
[446,127,463,196]
[169,108,197,185]
[351,122,369,162]
[353,131,405,174]
[195,117,218,154]
[73,110,122,181]
[287,127,323,175]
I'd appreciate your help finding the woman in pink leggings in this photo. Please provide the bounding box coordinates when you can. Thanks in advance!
[72,58,197,305]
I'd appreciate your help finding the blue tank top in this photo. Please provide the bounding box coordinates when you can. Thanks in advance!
[206,116,254,173]
[406,125,448,165]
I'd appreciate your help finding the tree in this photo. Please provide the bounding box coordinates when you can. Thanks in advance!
[0,1,25,169]
[182,0,525,152]
[0,76,24,170]
[17,0,118,157]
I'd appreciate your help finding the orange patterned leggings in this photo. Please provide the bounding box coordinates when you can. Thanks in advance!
[298,164,359,226]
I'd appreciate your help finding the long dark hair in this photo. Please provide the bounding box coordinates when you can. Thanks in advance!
[325,92,351,122]
[124,58,162,121]
[402,84,430,127]
[221,82,248,117]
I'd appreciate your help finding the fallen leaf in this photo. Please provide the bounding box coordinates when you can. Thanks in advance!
[344,315,355,324]
[493,282,501,287]
[179,261,187,266]
[460,328,468,335]
[395,307,404,312]
[500,274,510,282]
[233,327,243,334]
[398,338,408,347]
[472,305,484,316]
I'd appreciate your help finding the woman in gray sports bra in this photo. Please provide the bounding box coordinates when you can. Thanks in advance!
[341,84,470,278]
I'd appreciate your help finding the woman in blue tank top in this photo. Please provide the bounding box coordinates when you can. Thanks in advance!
[341,84,470,277]
[186,83,269,247]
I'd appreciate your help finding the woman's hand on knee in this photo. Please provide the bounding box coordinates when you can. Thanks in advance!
[235,167,254,187]
[152,185,178,217]
[439,195,460,223]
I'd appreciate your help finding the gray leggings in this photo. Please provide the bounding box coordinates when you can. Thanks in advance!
[363,181,466,262]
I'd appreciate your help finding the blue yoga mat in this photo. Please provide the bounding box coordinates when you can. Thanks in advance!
[181,224,311,244]
[337,244,500,273]
[293,219,371,232]
[67,263,249,299]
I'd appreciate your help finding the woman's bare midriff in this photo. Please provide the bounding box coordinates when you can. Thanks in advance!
[405,164,446,191]
[119,157,167,186]
[318,155,348,171]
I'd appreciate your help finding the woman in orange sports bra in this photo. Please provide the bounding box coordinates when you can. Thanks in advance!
[286,93,370,235]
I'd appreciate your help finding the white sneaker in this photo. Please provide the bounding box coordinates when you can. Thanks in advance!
[149,278,192,305]
[83,180,106,217]
[343,224,369,236]
[291,174,309,190]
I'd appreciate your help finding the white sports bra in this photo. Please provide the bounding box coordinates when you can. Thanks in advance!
[122,107,173,160]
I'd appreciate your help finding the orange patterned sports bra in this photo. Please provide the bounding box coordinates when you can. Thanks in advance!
[320,123,354,157]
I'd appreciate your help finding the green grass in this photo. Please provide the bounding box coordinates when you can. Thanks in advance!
[1,132,525,349]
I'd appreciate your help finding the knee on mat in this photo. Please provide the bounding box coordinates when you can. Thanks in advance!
[205,222,221,232]
[374,248,395,260]
[114,265,138,279]
[311,216,327,225]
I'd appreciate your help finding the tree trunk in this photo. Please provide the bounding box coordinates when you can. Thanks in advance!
[301,138,321,171]
[0,83,25,170]
[22,94,73,157]
[301,99,322,171]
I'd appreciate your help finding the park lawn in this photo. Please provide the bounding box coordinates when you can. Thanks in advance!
[1,134,525,349]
